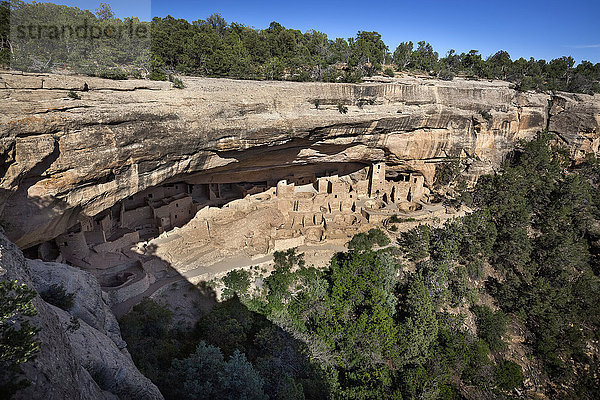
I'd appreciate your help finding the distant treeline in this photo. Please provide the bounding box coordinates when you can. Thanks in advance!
[1,1,599,93]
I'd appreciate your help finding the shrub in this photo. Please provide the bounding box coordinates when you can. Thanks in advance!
[348,232,371,251]
[118,298,176,384]
[290,70,312,82]
[272,248,305,271]
[221,269,252,300]
[439,69,455,81]
[66,316,80,333]
[348,229,390,251]
[517,76,535,92]
[120,298,173,338]
[40,284,75,311]
[167,342,267,400]
[479,110,492,121]
[0,49,9,68]
[341,69,363,83]
[383,67,394,77]
[459,190,474,207]
[67,90,81,100]
[390,215,416,224]
[368,228,391,246]
[1,280,40,397]
[127,69,143,79]
[472,305,508,351]
[357,98,375,108]
[148,70,168,81]
[96,69,128,80]
[312,99,320,109]
[466,259,484,280]
[400,225,432,261]
[495,360,523,390]
[449,266,471,307]
[168,74,185,88]
[337,103,348,114]
[435,158,462,187]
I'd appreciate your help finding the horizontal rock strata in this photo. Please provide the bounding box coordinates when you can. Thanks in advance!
[0,72,598,247]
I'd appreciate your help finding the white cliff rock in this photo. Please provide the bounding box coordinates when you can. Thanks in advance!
[0,232,163,400]
[1,72,598,248]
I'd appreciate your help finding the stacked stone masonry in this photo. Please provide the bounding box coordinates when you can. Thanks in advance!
[46,162,427,307]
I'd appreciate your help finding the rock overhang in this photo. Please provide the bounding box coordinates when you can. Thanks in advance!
[0,71,598,248]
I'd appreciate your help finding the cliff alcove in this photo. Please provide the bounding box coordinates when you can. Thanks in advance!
[2,71,598,253]
[1,70,599,399]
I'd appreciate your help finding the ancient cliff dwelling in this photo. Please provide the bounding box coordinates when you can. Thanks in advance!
[29,161,432,306]
[2,2,600,399]
[2,62,600,400]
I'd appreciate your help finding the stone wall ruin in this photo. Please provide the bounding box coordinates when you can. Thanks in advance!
[33,162,429,307]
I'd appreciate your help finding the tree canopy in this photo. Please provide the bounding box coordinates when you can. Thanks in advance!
[117,135,600,399]
[2,1,598,93]
[0,280,40,398]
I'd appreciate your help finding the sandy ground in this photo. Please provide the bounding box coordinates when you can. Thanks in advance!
[150,280,218,329]
[182,242,348,281]
[112,241,348,317]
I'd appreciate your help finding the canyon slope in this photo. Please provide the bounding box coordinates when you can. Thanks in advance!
[0,231,163,399]
[0,71,598,248]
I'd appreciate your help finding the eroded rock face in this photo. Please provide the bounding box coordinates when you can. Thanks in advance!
[0,72,598,248]
[0,232,164,400]
[27,259,126,348]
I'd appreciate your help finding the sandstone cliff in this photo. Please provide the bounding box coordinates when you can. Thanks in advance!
[0,72,598,248]
[0,232,164,400]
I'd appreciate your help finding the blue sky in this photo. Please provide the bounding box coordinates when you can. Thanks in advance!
[30,0,600,63]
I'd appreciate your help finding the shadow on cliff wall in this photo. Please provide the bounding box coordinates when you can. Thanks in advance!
[0,137,84,248]
[0,186,84,251]
[184,137,369,183]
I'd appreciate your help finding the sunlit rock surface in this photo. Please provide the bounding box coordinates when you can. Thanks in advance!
[1,71,598,248]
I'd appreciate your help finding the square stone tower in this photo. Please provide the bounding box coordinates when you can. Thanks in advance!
[368,162,386,198]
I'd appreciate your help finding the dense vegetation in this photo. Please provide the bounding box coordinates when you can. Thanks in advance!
[1,2,599,93]
[0,280,40,399]
[0,0,8,67]
[120,134,600,399]
[399,133,600,397]
[119,296,327,400]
